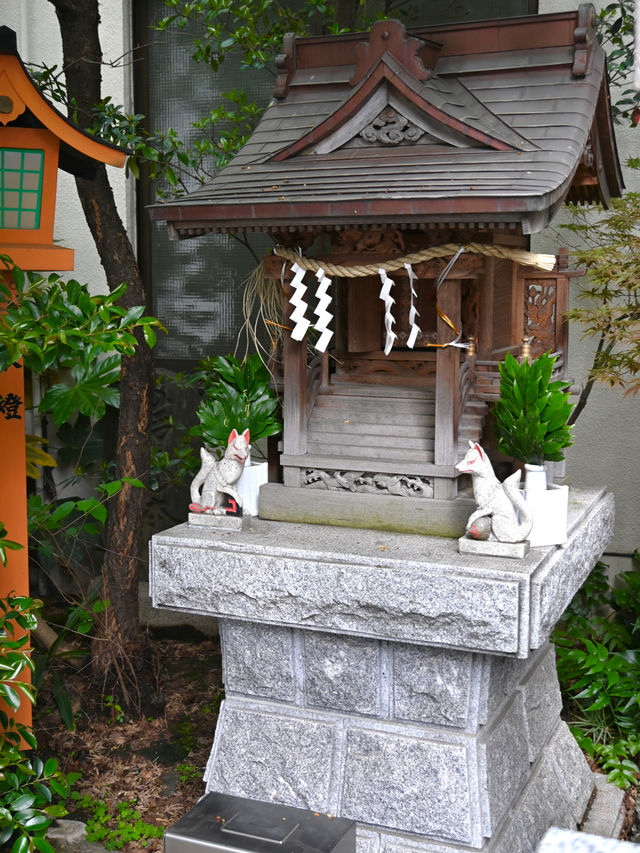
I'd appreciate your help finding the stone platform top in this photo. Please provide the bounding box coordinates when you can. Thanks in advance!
[150,486,613,658]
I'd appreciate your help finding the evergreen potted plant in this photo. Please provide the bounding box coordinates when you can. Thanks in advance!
[194,354,282,515]
[492,351,574,546]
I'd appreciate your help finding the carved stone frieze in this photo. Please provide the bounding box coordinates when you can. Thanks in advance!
[303,469,433,498]
[360,106,424,146]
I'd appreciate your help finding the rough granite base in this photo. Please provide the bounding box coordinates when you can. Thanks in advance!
[204,633,593,853]
[150,487,614,853]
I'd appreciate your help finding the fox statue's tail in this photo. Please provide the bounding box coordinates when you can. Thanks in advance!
[492,470,534,543]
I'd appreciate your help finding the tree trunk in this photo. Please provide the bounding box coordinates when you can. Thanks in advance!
[48,0,154,710]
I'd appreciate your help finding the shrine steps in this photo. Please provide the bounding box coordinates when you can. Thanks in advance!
[269,382,486,534]
[304,383,488,470]
[457,398,490,457]
[307,383,436,465]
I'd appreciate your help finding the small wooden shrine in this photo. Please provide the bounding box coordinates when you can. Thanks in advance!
[152,6,622,534]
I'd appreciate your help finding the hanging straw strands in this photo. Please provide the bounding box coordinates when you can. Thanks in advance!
[237,263,284,362]
[272,242,557,275]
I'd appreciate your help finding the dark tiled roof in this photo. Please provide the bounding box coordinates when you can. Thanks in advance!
[151,8,622,236]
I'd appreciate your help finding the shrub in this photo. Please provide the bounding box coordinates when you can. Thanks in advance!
[552,550,640,788]
[0,595,80,852]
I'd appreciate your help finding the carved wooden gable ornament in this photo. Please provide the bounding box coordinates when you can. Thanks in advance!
[273,20,536,161]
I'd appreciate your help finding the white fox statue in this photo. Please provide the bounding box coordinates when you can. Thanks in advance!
[189,428,250,515]
[455,441,533,543]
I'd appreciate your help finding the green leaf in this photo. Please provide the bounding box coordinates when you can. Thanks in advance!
[11,836,30,853]
[101,480,122,497]
[24,815,50,830]
[47,501,76,526]
[143,325,157,348]
[43,805,68,819]
[52,674,75,732]
[11,794,36,812]
[1,685,21,711]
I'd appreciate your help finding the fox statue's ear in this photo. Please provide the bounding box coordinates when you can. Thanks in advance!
[474,442,484,459]
[228,429,238,444]
[242,428,250,443]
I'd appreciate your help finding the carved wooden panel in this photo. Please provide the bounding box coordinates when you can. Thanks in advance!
[332,228,405,255]
[333,354,436,386]
[360,106,424,145]
[524,279,558,356]
[414,255,484,280]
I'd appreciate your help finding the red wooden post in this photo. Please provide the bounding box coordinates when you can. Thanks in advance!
[0,271,30,729]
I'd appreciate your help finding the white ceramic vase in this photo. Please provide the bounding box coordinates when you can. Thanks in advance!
[237,449,268,516]
[524,463,547,491]
[523,463,568,547]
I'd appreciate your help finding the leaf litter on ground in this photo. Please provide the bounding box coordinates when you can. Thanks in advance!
[34,635,223,852]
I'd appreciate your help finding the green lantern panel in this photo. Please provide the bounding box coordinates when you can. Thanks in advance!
[0,148,44,229]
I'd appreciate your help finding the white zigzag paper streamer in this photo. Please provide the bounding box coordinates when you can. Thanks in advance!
[379,268,397,356]
[404,262,421,349]
[313,268,334,352]
[288,262,311,341]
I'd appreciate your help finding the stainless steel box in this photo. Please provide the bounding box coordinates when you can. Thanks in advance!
[164,792,357,853]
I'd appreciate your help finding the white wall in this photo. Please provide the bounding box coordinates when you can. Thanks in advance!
[3,0,133,293]
[533,1,640,564]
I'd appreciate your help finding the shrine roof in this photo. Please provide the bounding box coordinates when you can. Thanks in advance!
[150,6,623,237]
[0,26,126,177]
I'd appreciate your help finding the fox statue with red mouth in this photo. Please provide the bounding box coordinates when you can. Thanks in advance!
[189,428,250,517]
[456,440,533,544]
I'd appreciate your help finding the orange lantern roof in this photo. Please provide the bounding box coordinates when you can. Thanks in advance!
[0,26,126,270]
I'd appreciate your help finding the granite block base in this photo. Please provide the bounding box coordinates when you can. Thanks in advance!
[150,487,613,853]
[188,512,243,530]
[204,632,593,853]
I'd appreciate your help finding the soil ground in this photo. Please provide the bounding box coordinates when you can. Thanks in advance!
[35,632,223,852]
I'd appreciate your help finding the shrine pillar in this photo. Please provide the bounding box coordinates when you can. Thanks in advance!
[433,275,461,499]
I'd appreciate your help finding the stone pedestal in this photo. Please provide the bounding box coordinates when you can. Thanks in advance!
[150,486,614,853]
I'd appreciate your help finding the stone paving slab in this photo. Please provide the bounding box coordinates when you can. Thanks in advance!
[537,828,636,852]
[581,775,626,840]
